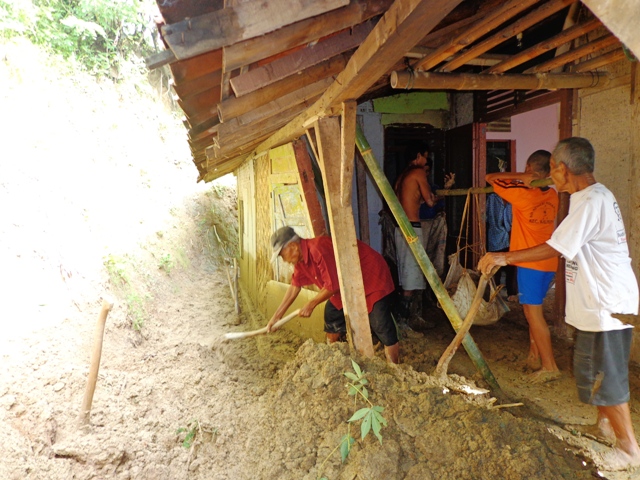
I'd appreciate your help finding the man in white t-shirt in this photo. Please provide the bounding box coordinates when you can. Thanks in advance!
[478,137,640,471]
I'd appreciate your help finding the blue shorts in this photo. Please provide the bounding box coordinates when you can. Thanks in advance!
[516,267,555,305]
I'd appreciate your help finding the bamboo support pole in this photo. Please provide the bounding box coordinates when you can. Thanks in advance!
[355,125,502,394]
[390,71,609,91]
[434,178,553,197]
[79,297,114,426]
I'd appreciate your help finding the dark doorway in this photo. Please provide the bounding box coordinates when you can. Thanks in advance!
[486,140,515,174]
[383,124,446,189]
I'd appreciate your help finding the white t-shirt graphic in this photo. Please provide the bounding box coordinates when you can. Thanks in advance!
[547,183,638,332]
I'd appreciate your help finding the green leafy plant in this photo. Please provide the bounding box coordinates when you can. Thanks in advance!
[176,420,199,449]
[316,360,387,479]
[1,0,157,77]
[104,254,130,287]
[176,420,218,450]
[104,253,149,331]
[157,253,174,274]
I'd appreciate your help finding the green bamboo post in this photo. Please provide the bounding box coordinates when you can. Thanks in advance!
[435,178,553,197]
[355,124,502,394]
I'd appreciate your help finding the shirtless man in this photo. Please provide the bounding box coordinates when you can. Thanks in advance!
[394,142,453,329]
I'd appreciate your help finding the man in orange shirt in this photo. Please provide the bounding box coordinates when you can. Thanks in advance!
[486,150,560,383]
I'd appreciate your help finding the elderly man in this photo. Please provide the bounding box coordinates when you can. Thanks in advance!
[478,137,640,471]
[267,226,399,364]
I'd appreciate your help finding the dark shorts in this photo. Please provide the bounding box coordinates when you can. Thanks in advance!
[324,293,398,347]
[516,267,555,305]
[574,328,633,406]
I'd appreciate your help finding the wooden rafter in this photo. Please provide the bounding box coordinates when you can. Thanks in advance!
[217,54,348,122]
[222,0,394,72]
[161,0,349,61]
[413,0,539,72]
[573,48,626,72]
[486,17,601,73]
[230,21,373,98]
[526,33,620,73]
[253,0,463,156]
[233,80,330,127]
[439,0,578,72]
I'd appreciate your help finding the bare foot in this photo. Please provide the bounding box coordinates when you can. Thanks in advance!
[597,447,640,471]
[565,422,615,446]
[526,369,561,384]
[524,356,542,372]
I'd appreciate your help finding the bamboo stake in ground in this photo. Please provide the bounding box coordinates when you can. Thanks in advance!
[434,267,498,379]
[79,297,114,426]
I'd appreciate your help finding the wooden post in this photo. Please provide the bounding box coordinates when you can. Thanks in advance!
[315,116,374,358]
[79,297,114,426]
[355,150,370,244]
[355,124,502,393]
[292,139,327,237]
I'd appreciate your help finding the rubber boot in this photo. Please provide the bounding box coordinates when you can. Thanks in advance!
[408,292,436,330]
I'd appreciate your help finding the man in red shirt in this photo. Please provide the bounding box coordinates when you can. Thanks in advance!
[266,226,399,363]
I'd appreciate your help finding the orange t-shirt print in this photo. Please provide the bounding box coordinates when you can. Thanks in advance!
[492,181,559,272]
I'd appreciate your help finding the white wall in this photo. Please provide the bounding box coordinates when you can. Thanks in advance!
[357,101,385,253]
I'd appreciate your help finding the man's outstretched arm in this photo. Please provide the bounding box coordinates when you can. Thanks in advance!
[478,243,560,276]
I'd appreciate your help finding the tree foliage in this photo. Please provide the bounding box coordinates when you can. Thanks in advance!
[0,0,158,77]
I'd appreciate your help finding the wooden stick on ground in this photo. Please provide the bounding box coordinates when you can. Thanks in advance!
[434,268,498,379]
[223,309,300,341]
[79,297,114,426]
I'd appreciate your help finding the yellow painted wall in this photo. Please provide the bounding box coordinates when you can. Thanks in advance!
[266,281,326,343]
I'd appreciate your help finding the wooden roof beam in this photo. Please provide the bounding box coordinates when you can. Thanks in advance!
[413,0,540,72]
[222,0,394,72]
[526,34,620,73]
[253,0,463,155]
[173,69,222,99]
[406,46,508,66]
[573,48,626,72]
[230,20,373,98]
[390,70,611,90]
[217,54,348,122]
[217,103,311,151]
[486,17,601,74]
[233,79,331,127]
[161,0,349,61]
[170,50,222,85]
[440,0,578,72]
[177,85,221,119]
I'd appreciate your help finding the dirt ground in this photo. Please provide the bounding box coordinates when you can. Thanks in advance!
[2,38,640,480]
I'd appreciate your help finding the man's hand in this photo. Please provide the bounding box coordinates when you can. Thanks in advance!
[266,315,281,333]
[444,173,456,189]
[478,252,508,276]
[299,302,315,318]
